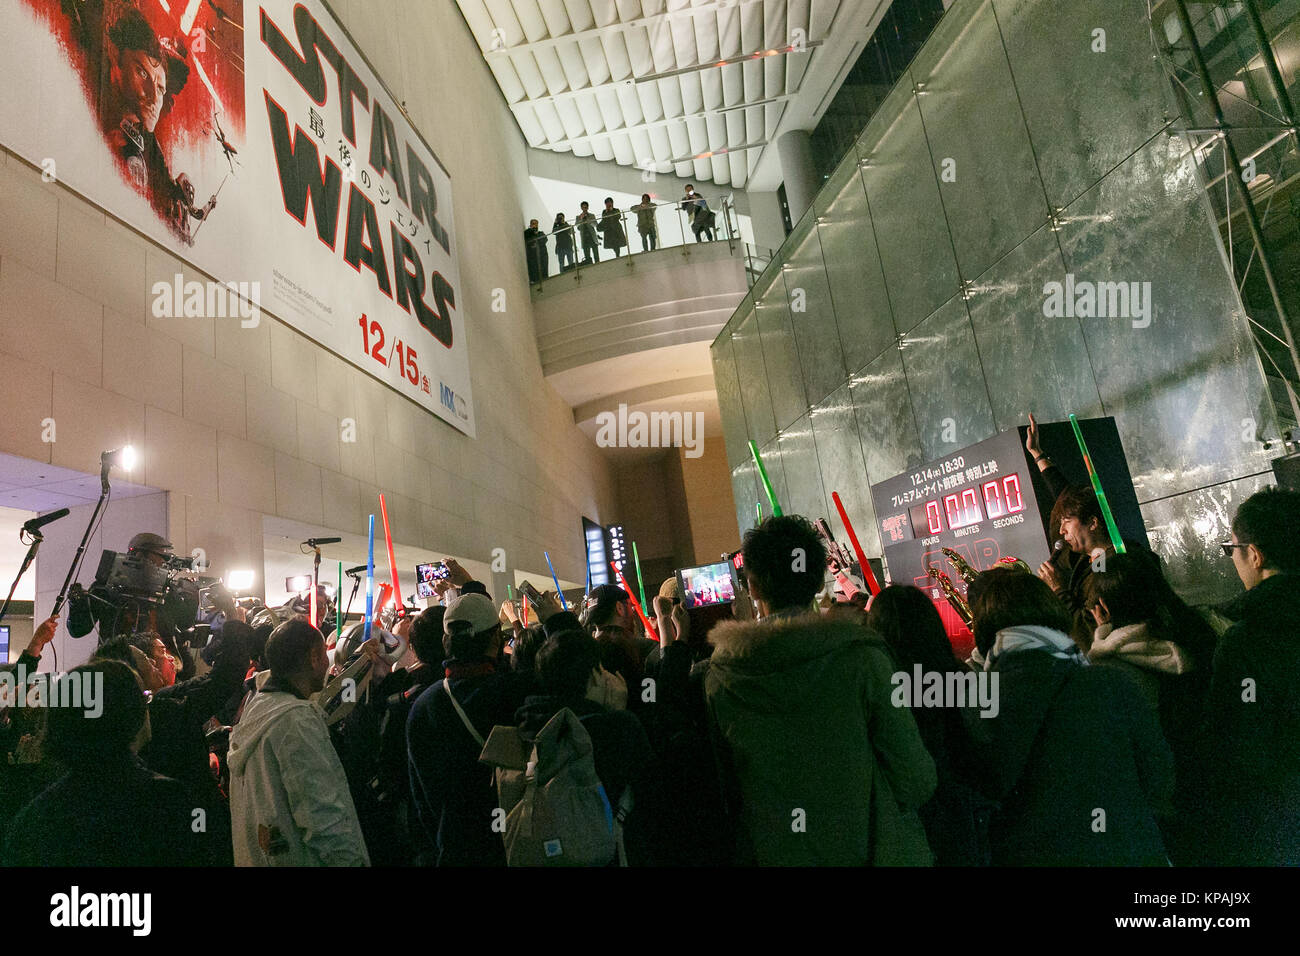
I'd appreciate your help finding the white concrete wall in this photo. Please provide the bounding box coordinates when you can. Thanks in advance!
[0,1,617,658]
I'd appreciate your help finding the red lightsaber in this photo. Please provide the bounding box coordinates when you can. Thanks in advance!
[612,563,659,642]
[832,491,881,595]
[379,493,405,617]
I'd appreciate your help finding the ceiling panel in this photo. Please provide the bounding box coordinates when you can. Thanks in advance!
[458,0,847,187]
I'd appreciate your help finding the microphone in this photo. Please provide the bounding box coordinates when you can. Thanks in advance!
[344,564,367,577]
[305,537,342,548]
[1053,539,1065,552]
[23,508,71,536]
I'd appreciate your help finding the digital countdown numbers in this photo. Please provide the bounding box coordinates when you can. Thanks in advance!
[910,474,1027,537]
[869,429,1053,637]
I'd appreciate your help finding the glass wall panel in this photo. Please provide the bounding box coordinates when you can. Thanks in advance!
[966,222,1105,430]
[1140,472,1275,606]
[784,217,847,407]
[777,415,829,524]
[730,459,763,540]
[992,0,1174,209]
[729,300,777,448]
[711,331,750,473]
[857,73,962,334]
[754,269,809,432]
[902,295,997,461]
[815,151,897,373]
[1055,134,1278,501]
[810,384,882,555]
[911,0,1050,279]
[849,346,926,484]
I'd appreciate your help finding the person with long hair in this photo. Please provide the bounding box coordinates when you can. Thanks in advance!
[868,586,991,865]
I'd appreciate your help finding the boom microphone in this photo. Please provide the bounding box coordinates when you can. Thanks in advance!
[344,564,367,577]
[305,537,342,547]
[23,508,70,535]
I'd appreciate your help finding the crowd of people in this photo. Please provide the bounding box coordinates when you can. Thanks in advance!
[523,185,719,283]
[1,453,1297,867]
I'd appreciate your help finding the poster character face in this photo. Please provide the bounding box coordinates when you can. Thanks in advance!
[117,47,168,132]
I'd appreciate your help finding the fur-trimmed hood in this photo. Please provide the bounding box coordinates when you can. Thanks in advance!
[1088,622,1191,675]
[707,611,886,708]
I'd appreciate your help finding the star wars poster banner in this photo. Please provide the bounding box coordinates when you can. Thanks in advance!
[1,0,475,436]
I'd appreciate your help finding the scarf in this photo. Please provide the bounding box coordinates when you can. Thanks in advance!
[985,624,1087,671]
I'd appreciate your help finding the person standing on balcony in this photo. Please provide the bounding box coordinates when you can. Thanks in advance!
[523,219,548,283]
[598,197,628,258]
[576,201,600,264]
[632,194,658,252]
[681,184,715,242]
[552,213,576,272]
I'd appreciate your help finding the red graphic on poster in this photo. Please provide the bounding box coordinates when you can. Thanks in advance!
[22,0,246,246]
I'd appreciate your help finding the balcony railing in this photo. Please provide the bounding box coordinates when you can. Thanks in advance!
[525,194,747,288]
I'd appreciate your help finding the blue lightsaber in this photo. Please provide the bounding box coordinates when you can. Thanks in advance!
[544,550,568,610]
[363,514,375,642]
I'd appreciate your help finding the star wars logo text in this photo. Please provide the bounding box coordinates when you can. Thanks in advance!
[260,5,456,348]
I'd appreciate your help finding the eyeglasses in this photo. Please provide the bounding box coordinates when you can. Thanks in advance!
[1220,543,1248,557]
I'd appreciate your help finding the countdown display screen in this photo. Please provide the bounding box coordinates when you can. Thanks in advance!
[869,429,1053,639]
[906,474,1029,537]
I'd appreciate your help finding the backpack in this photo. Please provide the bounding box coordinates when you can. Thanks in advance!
[475,707,630,866]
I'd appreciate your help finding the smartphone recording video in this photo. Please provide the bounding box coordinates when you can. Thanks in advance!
[415,561,449,598]
[677,561,737,609]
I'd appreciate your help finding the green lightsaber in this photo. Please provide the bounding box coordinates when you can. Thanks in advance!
[755,501,762,526]
[632,541,648,611]
[1068,414,1126,554]
[748,440,782,517]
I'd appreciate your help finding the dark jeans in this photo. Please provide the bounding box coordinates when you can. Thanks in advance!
[640,230,657,251]
[557,247,575,270]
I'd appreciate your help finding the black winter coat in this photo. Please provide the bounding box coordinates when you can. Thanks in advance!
[981,647,1174,865]
[3,754,214,866]
[1200,574,1300,864]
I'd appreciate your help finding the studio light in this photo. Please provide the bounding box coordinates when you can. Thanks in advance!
[102,445,137,472]
[225,569,255,592]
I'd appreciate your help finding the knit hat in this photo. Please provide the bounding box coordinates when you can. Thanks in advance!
[658,576,681,602]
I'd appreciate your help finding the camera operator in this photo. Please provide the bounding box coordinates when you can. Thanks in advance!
[66,533,201,664]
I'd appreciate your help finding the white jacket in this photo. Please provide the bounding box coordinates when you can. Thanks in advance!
[228,671,370,866]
